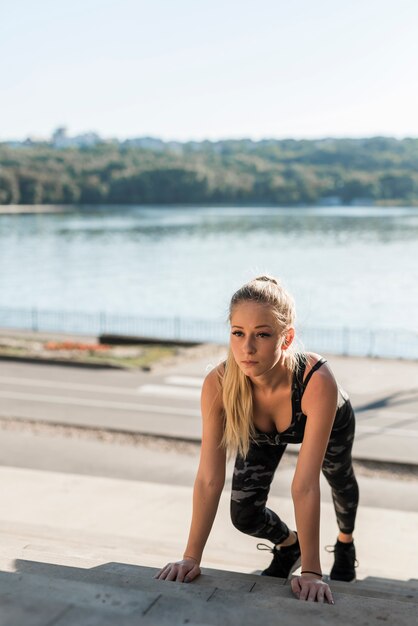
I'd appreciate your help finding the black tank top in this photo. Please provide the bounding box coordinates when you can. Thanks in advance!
[252,355,351,445]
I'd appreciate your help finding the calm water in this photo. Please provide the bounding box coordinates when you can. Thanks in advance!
[1,205,418,332]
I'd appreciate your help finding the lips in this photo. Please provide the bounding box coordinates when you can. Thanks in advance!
[242,361,258,365]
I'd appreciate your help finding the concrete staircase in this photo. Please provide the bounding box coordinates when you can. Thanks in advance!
[1,465,417,625]
[1,560,417,626]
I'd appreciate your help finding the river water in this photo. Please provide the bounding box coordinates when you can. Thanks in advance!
[1,205,417,336]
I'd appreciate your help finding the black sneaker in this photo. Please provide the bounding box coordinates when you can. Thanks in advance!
[325,539,359,582]
[257,532,301,579]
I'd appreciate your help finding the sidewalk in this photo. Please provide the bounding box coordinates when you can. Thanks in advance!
[1,463,417,580]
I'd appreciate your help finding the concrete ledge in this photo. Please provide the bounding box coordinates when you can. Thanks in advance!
[0,354,126,370]
[99,333,202,347]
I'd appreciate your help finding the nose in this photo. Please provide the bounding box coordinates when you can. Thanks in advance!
[243,336,256,355]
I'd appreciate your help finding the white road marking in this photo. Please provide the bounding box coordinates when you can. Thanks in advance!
[136,384,201,399]
[164,376,204,387]
[0,390,200,416]
[1,377,417,437]
[0,375,204,398]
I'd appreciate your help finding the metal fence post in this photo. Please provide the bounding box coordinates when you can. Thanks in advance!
[368,329,375,357]
[31,307,38,332]
[342,326,349,356]
[174,316,180,339]
[100,311,106,334]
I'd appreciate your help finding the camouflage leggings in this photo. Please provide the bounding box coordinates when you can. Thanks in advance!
[230,405,359,544]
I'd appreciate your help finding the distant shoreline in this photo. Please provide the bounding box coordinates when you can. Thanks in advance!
[2,138,418,206]
[1,202,417,215]
[0,205,71,215]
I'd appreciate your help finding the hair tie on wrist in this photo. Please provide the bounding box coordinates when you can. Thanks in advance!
[301,570,322,577]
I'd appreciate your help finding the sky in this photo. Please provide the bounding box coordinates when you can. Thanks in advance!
[1,0,418,142]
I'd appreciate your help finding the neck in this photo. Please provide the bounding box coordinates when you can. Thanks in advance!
[250,355,290,393]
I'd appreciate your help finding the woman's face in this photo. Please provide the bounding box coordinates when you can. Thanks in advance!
[230,301,291,376]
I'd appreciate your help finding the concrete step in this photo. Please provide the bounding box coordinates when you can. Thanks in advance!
[17,558,418,605]
[0,563,416,626]
[3,540,417,606]
[349,576,418,592]
[1,521,417,606]
[318,576,418,604]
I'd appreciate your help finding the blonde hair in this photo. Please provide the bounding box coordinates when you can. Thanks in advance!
[219,275,306,460]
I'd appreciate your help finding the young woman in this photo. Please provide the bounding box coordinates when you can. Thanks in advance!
[154,276,359,603]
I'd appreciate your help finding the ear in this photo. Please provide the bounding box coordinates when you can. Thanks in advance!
[281,327,295,350]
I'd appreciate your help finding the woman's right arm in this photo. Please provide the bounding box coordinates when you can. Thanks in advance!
[153,365,227,583]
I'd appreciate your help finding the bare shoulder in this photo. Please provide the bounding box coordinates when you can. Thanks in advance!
[201,361,225,411]
[304,352,333,378]
[203,360,225,390]
[199,362,227,480]
[303,351,337,394]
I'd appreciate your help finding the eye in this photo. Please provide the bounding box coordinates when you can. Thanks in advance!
[231,331,271,338]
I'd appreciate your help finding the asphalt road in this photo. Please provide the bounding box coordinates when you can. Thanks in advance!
[0,356,417,516]
[0,354,417,464]
[0,359,202,439]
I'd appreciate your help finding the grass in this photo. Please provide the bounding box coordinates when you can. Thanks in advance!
[0,343,179,369]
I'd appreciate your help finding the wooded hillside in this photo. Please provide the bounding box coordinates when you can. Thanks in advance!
[1,137,417,205]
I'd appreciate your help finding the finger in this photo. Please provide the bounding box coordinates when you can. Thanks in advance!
[307,585,317,602]
[153,564,168,578]
[299,585,309,602]
[325,587,335,605]
[166,566,179,581]
[154,564,170,580]
[184,566,200,583]
[316,588,325,603]
[176,566,192,582]
[291,577,302,594]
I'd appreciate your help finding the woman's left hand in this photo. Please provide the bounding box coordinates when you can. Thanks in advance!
[290,575,334,604]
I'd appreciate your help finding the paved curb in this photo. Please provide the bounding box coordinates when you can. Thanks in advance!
[2,415,417,473]
[0,354,133,371]
[99,333,202,348]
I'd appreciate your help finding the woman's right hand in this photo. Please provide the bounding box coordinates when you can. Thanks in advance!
[153,557,201,583]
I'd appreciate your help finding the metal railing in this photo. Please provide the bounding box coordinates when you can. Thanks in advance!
[0,306,417,360]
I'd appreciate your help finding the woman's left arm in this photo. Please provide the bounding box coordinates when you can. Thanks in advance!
[291,362,338,603]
